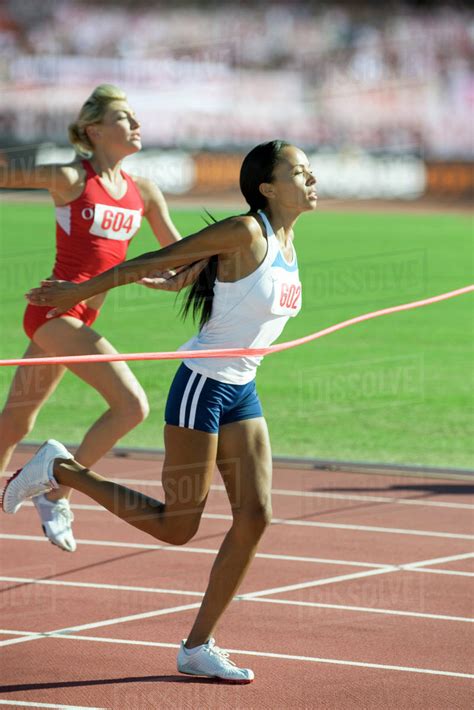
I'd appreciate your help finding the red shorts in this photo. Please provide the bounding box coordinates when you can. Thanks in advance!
[23,303,100,340]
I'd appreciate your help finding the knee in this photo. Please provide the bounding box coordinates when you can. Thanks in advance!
[135,394,150,423]
[234,502,273,540]
[159,511,202,546]
[116,389,150,427]
[162,524,199,546]
[165,529,196,546]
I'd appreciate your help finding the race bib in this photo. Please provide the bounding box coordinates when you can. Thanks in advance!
[270,276,302,317]
[89,204,142,241]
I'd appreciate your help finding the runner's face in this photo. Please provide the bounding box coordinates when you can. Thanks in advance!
[269,146,318,212]
[92,101,142,155]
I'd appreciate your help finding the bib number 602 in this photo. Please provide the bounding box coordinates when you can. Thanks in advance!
[280,283,301,309]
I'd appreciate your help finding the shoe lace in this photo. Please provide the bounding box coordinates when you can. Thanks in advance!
[206,641,236,667]
[53,499,74,524]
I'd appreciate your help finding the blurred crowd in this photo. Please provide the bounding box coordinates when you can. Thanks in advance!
[1,2,471,74]
[0,1,472,157]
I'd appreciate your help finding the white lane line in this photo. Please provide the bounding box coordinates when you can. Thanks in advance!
[22,500,474,536]
[1,631,472,680]
[0,701,106,709]
[243,551,474,600]
[0,534,391,568]
[109,478,474,511]
[178,512,473,540]
[247,598,474,623]
[400,552,474,577]
[402,551,474,569]
[1,577,472,623]
[271,488,474,511]
[20,502,469,540]
[5,579,471,622]
[411,568,474,578]
[0,576,204,598]
[0,566,419,650]
[263,518,474,540]
[7,470,473,510]
[0,601,203,649]
[238,567,397,599]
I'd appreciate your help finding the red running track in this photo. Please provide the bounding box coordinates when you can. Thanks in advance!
[0,451,473,709]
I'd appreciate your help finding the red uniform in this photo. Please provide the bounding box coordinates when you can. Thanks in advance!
[24,160,145,339]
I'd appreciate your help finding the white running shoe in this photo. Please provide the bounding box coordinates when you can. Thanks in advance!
[33,493,76,552]
[177,638,254,683]
[1,439,73,515]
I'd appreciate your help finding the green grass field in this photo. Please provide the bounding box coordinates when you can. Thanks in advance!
[0,201,473,468]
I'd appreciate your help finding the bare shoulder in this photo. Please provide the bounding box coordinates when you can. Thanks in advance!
[55,160,85,187]
[131,175,165,208]
[228,214,264,244]
[47,160,87,203]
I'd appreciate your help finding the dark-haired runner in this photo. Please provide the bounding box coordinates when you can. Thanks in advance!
[3,140,317,682]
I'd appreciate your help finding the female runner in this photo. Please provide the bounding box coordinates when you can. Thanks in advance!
[0,84,201,551]
[3,140,318,681]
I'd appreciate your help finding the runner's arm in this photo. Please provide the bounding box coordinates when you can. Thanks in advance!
[0,162,79,196]
[133,175,208,289]
[26,216,256,312]
[134,176,181,246]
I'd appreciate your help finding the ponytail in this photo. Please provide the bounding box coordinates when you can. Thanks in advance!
[180,255,218,329]
[180,210,218,329]
[68,122,94,157]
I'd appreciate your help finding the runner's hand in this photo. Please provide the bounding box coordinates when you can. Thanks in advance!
[138,259,208,292]
[26,280,82,317]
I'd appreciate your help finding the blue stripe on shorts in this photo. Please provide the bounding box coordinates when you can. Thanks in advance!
[165,363,263,433]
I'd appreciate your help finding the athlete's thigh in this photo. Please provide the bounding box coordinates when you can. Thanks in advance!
[2,341,65,414]
[162,424,218,518]
[33,317,145,405]
[216,417,273,514]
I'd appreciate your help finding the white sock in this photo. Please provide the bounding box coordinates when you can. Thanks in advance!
[183,643,204,656]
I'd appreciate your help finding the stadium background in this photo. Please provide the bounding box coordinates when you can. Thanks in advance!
[0,0,473,469]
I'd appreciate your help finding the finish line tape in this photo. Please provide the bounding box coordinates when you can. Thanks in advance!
[0,285,472,368]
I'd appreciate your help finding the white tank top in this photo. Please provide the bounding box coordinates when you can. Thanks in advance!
[181,211,302,384]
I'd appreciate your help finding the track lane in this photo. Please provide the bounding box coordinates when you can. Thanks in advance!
[1,452,472,709]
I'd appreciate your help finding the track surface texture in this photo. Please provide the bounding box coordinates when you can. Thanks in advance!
[0,451,473,709]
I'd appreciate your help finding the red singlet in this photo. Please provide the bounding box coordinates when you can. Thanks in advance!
[24,160,145,339]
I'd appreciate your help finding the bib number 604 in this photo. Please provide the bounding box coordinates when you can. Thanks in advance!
[101,209,134,234]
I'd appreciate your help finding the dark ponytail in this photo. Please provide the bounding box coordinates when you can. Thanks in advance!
[181,140,291,329]
[180,210,218,329]
[180,255,218,330]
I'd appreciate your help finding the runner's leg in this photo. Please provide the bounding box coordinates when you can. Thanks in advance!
[184,417,272,647]
[0,341,65,474]
[50,424,218,544]
[33,317,150,501]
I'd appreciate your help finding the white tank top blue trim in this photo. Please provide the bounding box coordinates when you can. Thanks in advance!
[180,210,302,384]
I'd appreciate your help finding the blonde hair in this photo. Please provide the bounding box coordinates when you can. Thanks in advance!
[68,84,128,157]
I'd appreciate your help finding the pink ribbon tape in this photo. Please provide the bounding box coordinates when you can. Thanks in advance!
[0,285,472,367]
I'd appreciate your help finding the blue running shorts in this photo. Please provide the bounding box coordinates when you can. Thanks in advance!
[165,364,263,433]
